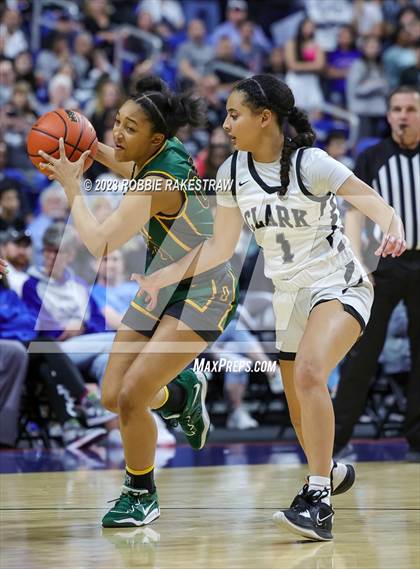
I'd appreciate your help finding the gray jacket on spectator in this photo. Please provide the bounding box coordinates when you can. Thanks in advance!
[346,59,388,117]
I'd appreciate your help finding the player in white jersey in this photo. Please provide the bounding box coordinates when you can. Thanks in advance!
[131,74,406,541]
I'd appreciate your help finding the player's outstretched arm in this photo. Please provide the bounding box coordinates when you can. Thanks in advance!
[337,174,407,258]
[94,142,135,179]
[39,139,172,256]
[132,204,244,310]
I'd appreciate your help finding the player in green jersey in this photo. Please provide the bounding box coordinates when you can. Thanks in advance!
[38,76,238,528]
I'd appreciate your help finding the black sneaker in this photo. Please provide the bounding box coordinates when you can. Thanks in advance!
[288,485,309,511]
[331,460,355,495]
[273,486,334,541]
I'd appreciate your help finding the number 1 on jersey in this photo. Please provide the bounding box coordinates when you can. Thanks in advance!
[276,233,294,263]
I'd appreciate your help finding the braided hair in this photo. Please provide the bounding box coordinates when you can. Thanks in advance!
[233,74,315,195]
[130,76,207,139]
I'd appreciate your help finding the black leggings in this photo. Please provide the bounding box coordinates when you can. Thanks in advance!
[26,339,87,424]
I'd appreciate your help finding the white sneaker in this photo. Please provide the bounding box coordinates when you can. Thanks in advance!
[154,414,176,446]
[62,419,106,450]
[226,407,259,430]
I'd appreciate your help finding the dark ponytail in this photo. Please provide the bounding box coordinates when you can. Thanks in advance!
[279,106,315,194]
[233,74,316,196]
[131,75,207,138]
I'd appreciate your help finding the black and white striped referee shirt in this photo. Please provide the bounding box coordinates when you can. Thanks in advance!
[354,138,420,251]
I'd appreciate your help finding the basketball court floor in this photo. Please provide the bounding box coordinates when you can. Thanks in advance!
[1,439,419,569]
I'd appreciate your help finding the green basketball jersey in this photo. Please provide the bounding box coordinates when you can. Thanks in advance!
[133,137,213,274]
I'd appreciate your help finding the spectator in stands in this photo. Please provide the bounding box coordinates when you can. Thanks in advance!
[71,32,94,84]
[195,127,232,179]
[92,249,138,330]
[0,57,15,106]
[176,19,214,88]
[45,74,78,113]
[85,78,123,143]
[23,223,102,338]
[136,0,185,31]
[0,259,110,449]
[83,0,117,61]
[0,179,26,232]
[285,18,325,115]
[35,33,71,85]
[125,9,161,68]
[207,36,249,90]
[1,229,32,297]
[28,185,68,268]
[326,25,360,106]
[175,122,209,159]
[397,5,420,43]
[13,51,36,91]
[263,46,286,81]
[400,42,420,86]
[23,222,114,385]
[382,1,418,32]
[0,8,28,59]
[383,26,417,89]
[85,47,120,89]
[197,73,226,131]
[211,0,271,53]
[235,20,266,74]
[304,0,354,52]
[354,0,384,37]
[347,35,388,139]
[324,130,354,169]
[0,82,37,165]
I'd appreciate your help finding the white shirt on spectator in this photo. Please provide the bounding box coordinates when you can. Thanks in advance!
[5,264,28,297]
[137,0,185,29]
[0,23,27,58]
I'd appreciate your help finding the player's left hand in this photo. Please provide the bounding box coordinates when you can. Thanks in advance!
[375,213,407,258]
[131,273,160,311]
[38,138,90,185]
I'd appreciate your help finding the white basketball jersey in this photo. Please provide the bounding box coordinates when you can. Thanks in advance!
[216,147,357,282]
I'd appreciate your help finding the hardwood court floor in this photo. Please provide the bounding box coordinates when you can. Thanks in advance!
[1,462,419,569]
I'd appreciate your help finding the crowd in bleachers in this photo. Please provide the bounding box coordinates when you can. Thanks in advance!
[0,0,418,449]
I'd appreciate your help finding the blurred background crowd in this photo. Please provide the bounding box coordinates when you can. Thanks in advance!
[0,0,418,452]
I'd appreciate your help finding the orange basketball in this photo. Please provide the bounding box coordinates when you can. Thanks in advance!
[27,109,98,173]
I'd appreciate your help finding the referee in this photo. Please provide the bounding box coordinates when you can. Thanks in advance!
[334,85,420,462]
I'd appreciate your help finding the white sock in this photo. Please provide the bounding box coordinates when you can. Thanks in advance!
[330,460,348,490]
[308,475,331,505]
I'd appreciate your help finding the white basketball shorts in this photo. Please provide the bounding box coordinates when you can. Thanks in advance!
[272,257,374,360]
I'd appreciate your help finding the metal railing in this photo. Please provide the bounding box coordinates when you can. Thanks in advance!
[319,101,360,148]
[113,25,162,76]
[30,0,80,52]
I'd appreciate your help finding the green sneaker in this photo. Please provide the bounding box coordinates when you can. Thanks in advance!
[161,370,210,450]
[102,486,160,528]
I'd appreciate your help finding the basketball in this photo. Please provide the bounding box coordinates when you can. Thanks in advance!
[26,109,98,173]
